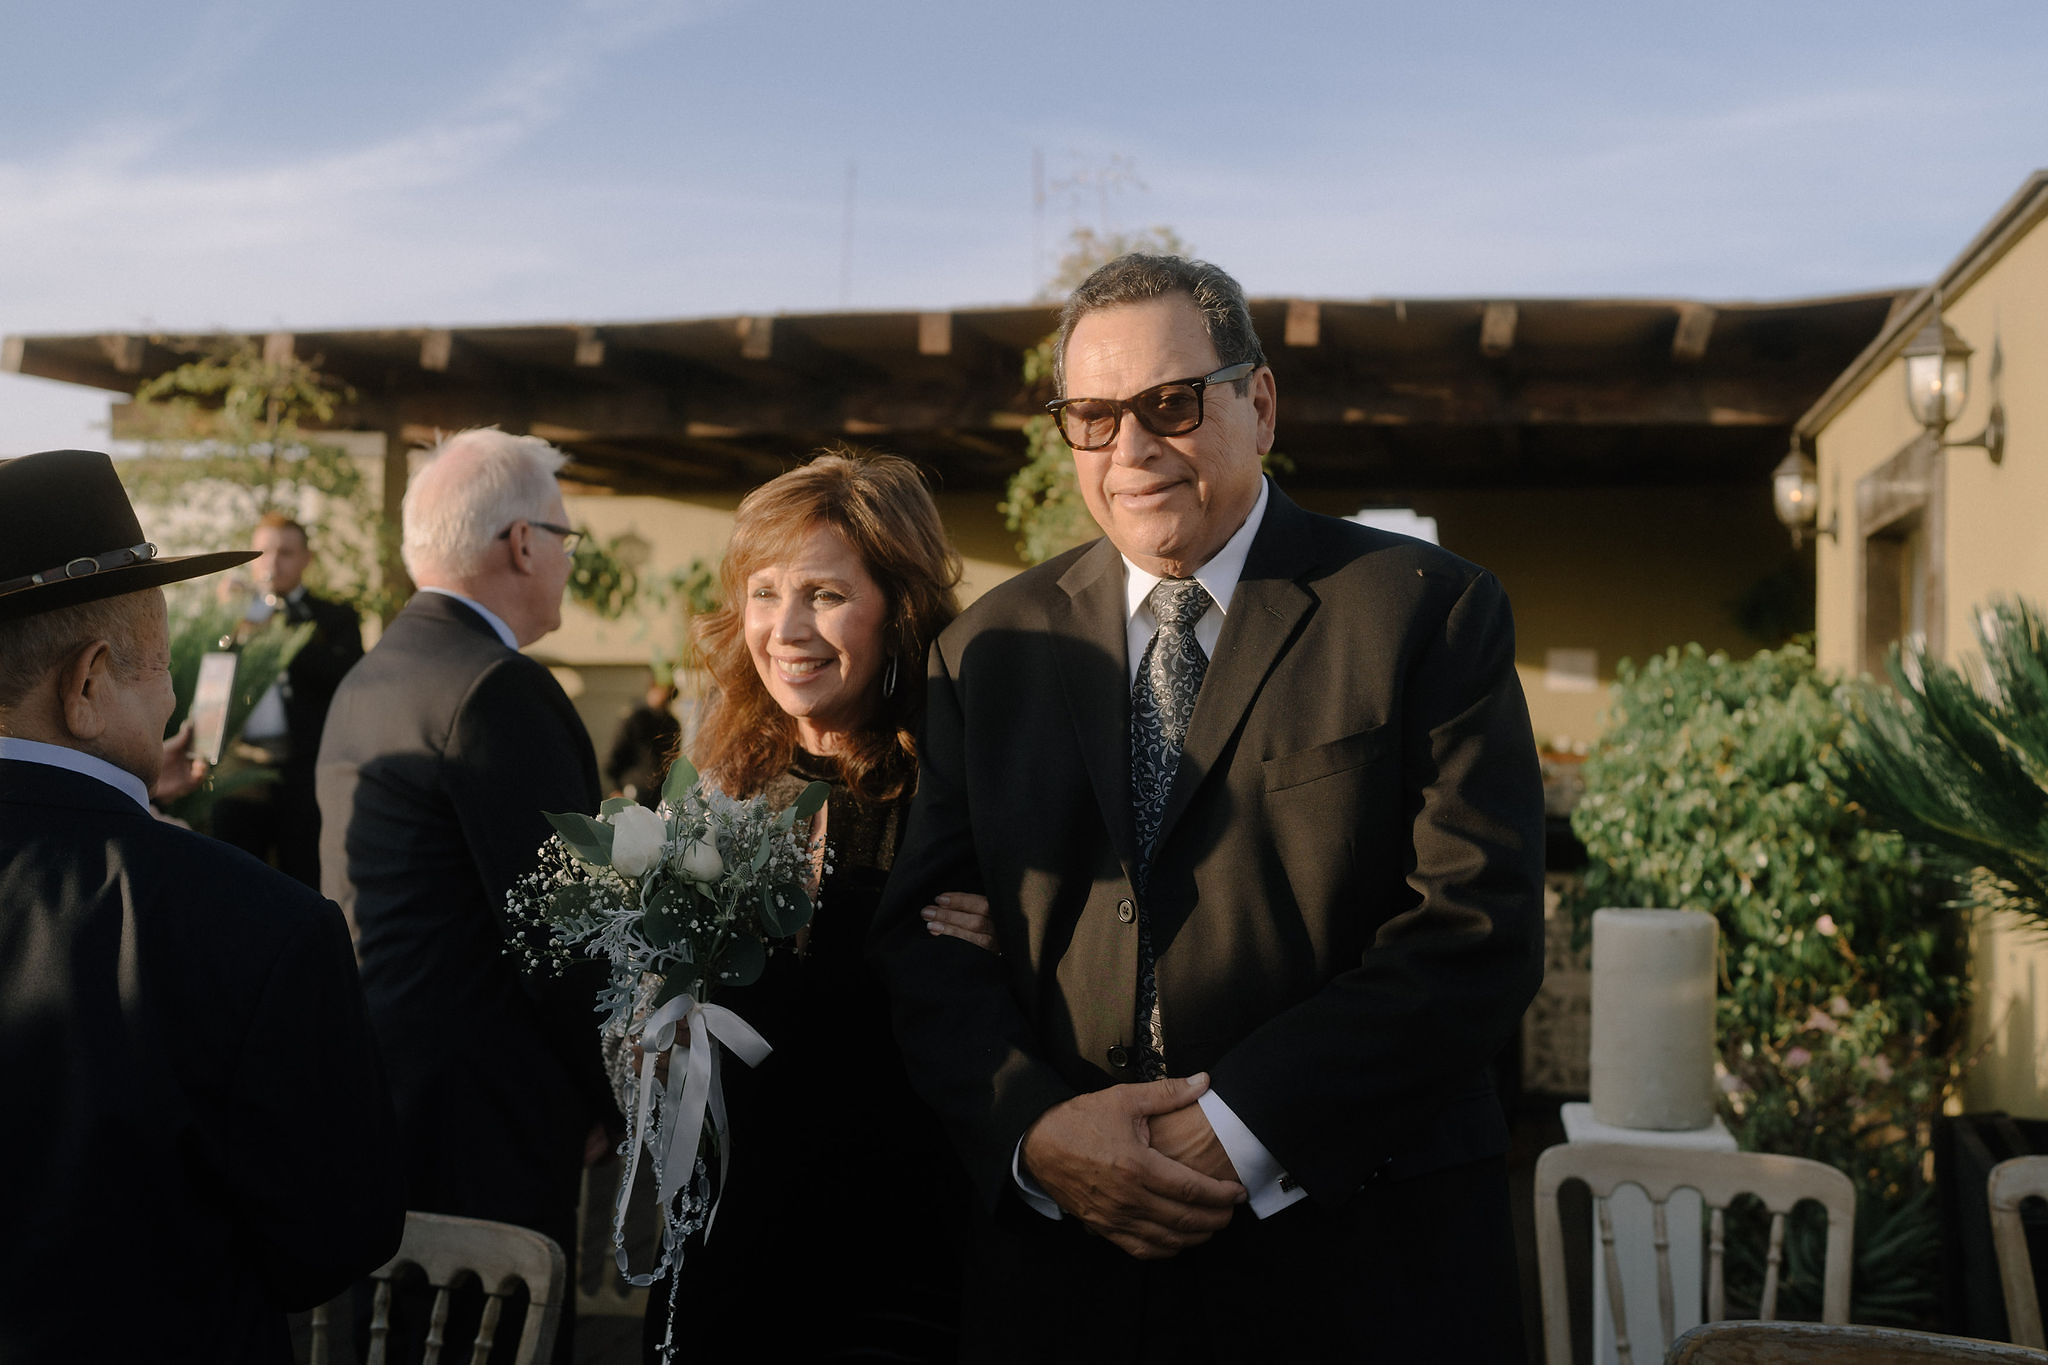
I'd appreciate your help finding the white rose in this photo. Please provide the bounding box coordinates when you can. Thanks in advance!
[676,836,724,884]
[606,804,667,878]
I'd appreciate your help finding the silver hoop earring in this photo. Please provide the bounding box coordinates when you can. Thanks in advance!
[882,653,899,699]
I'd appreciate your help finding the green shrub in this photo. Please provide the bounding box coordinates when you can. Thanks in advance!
[1835,596,2048,932]
[1566,640,1968,1325]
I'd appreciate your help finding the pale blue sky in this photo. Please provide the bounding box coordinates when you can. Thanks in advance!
[4,0,2045,452]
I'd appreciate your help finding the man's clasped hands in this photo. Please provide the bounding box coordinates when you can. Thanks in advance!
[1021,1073,1246,1260]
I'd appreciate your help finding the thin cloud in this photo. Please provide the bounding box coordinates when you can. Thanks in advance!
[0,0,740,330]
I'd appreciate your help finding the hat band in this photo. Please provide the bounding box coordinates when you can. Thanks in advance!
[0,542,159,601]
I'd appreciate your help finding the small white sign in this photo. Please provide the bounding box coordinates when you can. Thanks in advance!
[189,651,240,764]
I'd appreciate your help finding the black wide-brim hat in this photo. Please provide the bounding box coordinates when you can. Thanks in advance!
[0,449,258,621]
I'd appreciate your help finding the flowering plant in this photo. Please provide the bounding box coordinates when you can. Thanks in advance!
[505,752,826,1338]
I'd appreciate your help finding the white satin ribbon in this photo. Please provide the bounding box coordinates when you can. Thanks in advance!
[613,991,773,1281]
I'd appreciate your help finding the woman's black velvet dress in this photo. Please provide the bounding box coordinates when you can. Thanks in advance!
[641,754,966,1362]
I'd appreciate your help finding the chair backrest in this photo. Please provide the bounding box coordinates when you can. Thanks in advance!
[1989,1156,2048,1349]
[307,1211,568,1365]
[1534,1142,1857,1365]
[1668,1320,2048,1362]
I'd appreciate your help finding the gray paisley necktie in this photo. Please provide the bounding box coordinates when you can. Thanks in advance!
[1129,577,1211,1080]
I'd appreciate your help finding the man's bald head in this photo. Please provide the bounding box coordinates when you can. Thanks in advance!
[401,428,568,584]
[398,428,576,648]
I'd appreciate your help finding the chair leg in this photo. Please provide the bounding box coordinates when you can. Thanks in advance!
[1596,1195,1636,1365]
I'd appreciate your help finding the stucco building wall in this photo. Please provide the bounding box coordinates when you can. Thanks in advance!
[1807,175,2048,1116]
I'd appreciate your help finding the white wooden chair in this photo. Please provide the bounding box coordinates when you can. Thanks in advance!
[1990,1155,2048,1349]
[1534,1142,1857,1365]
[307,1211,568,1365]
[1667,1321,2048,1362]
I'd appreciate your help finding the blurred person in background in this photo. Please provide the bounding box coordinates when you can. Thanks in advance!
[212,512,362,886]
[604,667,681,807]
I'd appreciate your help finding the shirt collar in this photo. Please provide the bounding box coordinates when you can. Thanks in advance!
[0,736,152,811]
[416,587,519,650]
[1121,477,1271,623]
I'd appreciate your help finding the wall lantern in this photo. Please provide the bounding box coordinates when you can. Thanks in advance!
[1902,299,2006,463]
[1772,441,1834,549]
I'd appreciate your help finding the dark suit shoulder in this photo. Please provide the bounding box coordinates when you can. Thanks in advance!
[1,776,345,1005]
[306,590,358,621]
[353,594,508,676]
[325,595,549,752]
[125,804,338,935]
[938,538,1107,658]
[1265,493,1492,589]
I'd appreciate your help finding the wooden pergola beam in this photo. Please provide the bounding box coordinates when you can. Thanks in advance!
[1671,304,1717,364]
[1480,303,1518,359]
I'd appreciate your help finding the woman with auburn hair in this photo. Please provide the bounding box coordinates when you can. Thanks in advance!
[633,446,987,1363]
[691,445,962,806]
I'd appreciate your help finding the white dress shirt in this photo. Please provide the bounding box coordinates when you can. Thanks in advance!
[239,586,310,744]
[0,736,151,811]
[1014,477,1309,1220]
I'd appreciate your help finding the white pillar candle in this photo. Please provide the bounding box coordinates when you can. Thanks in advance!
[1589,908,1718,1131]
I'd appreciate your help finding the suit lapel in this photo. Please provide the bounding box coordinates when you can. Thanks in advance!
[1154,488,1319,854]
[1052,538,1141,882]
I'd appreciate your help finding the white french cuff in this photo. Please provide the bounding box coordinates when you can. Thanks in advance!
[1012,1139,1064,1220]
[612,991,773,1283]
[1197,1089,1308,1218]
[1006,1088,1308,1221]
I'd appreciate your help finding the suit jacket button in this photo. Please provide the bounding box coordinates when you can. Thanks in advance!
[1116,899,1135,924]
[1107,1045,1130,1069]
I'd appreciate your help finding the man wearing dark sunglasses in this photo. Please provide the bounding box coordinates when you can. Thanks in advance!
[875,254,1543,1360]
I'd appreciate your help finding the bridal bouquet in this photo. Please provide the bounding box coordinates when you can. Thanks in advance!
[504,754,826,1311]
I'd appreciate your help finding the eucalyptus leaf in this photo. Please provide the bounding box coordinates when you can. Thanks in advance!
[651,973,697,1009]
[545,811,615,866]
[599,795,638,817]
[790,780,830,820]
[750,836,772,873]
[661,752,701,809]
[640,902,684,949]
[758,880,812,937]
[716,935,766,989]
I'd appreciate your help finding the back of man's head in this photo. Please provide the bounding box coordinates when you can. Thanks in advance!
[1053,253,1267,394]
[0,594,153,719]
[401,428,567,586]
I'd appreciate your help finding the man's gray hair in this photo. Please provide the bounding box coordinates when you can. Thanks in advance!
[401,428,569,581]
[0,592,155,713]
[1053,254,1268,395]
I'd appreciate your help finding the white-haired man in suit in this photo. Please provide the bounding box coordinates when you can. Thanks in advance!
[319,428,614,1363]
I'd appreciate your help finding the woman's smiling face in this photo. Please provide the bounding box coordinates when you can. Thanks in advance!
[743,521,890,755]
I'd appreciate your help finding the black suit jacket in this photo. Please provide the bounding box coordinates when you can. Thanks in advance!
[871,486,1545,1349]
[279,590,363,762]
[316,592,610,1245]
[0,760,403,1363]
